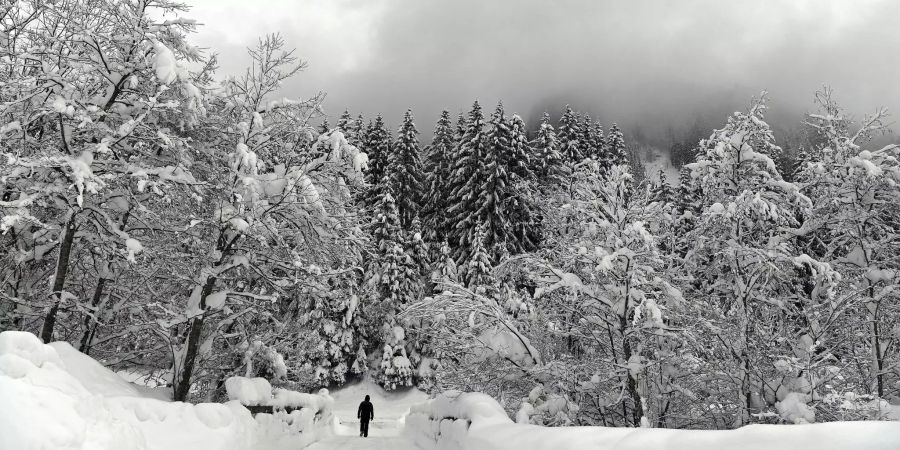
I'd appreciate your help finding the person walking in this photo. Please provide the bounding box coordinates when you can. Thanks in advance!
[357,394,374,437]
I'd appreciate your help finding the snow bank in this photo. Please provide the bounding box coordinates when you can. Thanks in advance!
[0,331,330,450]
[404,391,900,450]
[223,376,335,448]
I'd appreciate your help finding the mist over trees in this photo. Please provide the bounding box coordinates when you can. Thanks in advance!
[1,0,898,433]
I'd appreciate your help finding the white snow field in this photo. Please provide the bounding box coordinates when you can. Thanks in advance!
[405,392,900,450]
[0,331,332,450]
[2,330,899,450]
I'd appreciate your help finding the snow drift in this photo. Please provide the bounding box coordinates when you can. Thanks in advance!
[0,331,330,450]
[405,391,900,450]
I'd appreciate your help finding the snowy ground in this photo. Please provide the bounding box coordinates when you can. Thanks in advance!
[3,330,898,450]
[309,378,427,449]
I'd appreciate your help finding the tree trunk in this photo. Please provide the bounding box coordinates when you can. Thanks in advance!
[173,276,217,402]
[78,277,108,354]
[622,336,644,427]
[871,311,884,397]
[39,215,77,343]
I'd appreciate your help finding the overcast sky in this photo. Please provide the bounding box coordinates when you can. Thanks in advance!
[184,0,900,141]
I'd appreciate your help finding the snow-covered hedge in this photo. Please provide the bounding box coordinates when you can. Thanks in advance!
[223,375,334,448]
[404,391,514,449]
[0,331,330,449]
[404,391,900,450]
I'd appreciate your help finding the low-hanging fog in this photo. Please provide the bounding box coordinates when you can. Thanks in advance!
[186,0,900,146]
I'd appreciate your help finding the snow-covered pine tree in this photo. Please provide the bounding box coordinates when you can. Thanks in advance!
[445,101,489,262]
[430,240,459,288]
[627,146,647,187]
[579,114,596,161]
[557,106,583,164]
[604,123,628,173]
[422,111,455,241]
[507,114,534,181]
[473,103,539,262]
[352,114,366,145]
[387,109,424,228]
[365,183,421,389]
[648,170,674,208]
[455,111,468,141]
[506,114,541,255]
[337,109,354,133]
[319,117,331,134]
[530,112,562,181]
[406,216,432,286]
[465,224,495,289]
[365,115,392,188]
[588,120,606,161]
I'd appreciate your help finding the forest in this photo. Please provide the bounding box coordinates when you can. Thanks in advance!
[1,0,898,437]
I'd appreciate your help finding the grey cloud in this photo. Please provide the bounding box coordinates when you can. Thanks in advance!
[193,0,900,142]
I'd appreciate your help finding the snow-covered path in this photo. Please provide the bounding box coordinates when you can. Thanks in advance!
[308,379,428,449]
[307,419,417,450]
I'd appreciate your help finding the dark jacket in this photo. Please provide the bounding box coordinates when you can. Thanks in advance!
[357,400,374,422]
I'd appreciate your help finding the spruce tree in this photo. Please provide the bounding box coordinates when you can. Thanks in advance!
[445,101,489,263]
[648,169,674,207]
[352,114,366,144]
[557,106,582,163]
[319,117,331,134]
[365,115,392,189]
[367,184,421,390]
[422,111,455,240]
[579,114,595,161]
[531,112,561,180]
[606,123,628,169]
[506,114,534,180]
[588,121,605,161]
[455,111,467,141]
[337,109,353,133]
[387,109,423,228]
[465,224,494,289]
[478,103,513,260]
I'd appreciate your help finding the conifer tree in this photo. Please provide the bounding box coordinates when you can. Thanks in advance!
[319,117,331,134]
[478,103,515,259]
[588,121,605,161]
[531,112,562,180]
[352,114,366,144]
[423,111,455,239]
[445,101,489,262]
[455,111,468,141]
[387,109,424,227]
[337,109,353,133]
[365,115,392,189]
[557,106,583,163]
[605,123,628,169]
[506,114,534,181]
[579,114,596,160]
[648,169,674,208]
[406,216,431,284]
[367,185,420,390]
[465,225,494,289]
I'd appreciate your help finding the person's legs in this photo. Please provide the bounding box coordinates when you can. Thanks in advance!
[360,419,369,437]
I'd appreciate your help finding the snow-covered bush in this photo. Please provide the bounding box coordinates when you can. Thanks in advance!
[516,385,579,426]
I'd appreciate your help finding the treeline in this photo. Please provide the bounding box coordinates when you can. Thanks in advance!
[329,103,631,390]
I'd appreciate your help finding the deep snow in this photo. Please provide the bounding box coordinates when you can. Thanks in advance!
[2,330,899,450]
